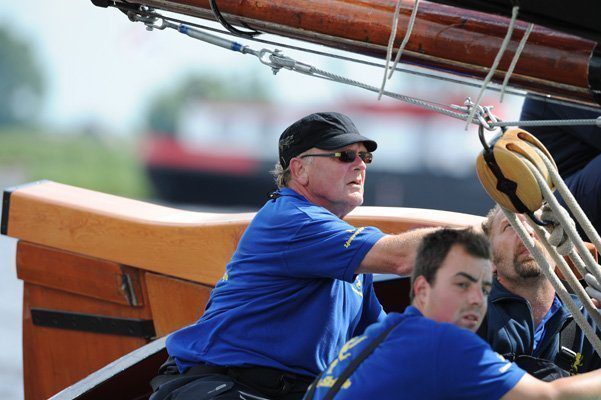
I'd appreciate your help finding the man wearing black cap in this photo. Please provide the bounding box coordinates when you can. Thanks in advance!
[154,112,430,400]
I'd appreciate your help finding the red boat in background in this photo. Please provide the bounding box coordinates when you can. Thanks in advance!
[141,100,496,214]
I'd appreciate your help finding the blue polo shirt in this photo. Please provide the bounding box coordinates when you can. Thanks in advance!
[166,188,386,376]
[308,307,525,400]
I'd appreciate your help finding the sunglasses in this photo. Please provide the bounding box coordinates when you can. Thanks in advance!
[300,150,373,164]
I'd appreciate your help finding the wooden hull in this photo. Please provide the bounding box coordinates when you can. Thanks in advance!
[107,0,601,107]
[2,181,482,399]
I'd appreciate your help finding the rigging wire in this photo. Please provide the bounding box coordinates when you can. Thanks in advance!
[465,5,520,129]
[113,6,535,99]
[116,4,601,128]
[117,5,601,113]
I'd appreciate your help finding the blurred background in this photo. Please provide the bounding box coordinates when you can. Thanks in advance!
[0,1,525,398]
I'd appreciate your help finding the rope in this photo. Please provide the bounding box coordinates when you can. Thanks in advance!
[500,23,533,103]
[124,6,601,130]
[378,0,404,100]
[388,0,420,80]
[515,149,601,293]
[122,6,537,100]
[502,209,601,356]
[533,146,601,262]
[528,220,601,334]
[146,9,601,116]
[465,6,520,129]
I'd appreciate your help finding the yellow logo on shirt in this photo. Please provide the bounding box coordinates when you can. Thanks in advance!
[351,276,364,297]
[344,227,365,248]
[495,353,512,373]
[317,335,368,390]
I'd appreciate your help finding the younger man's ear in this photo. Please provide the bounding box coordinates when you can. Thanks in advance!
[412,275,429,305]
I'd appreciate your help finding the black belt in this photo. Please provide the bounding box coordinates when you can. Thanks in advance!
[151,360,313,398]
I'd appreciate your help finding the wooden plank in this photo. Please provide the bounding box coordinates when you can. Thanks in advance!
[145,272,213,337]
[22,282,153,400]
[17,241,143,306]
[5,181,250,286]
[346,206,484,233]
[4,182,483,287]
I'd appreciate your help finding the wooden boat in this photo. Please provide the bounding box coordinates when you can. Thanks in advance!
[92,0,601,107]
[1,180,482,398]
[4,1,601,399]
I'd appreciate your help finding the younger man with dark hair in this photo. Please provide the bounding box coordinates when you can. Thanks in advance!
[306,228,601,400]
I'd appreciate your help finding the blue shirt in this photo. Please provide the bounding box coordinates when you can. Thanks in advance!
[533,296,562,351]
[480,277,601,373]
[166,188,386,376]
[308,307,525,400]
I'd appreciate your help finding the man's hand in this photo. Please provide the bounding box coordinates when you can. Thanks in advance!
[541,203,574,256]
[584,273,601,308]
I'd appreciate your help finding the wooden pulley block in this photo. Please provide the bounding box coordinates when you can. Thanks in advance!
[476,128,557,214]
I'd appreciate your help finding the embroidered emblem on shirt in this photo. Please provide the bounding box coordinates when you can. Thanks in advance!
[350,276,363,297]
[344,227,365,248]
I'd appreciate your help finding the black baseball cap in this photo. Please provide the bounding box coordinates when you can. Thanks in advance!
[278,112,377,168]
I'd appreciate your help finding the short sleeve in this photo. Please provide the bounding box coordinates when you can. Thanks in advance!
[283,211,384,282]
[437,325,526,400]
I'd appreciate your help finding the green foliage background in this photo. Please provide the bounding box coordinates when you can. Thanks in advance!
[0,128,150,199]
[0,27,45,126]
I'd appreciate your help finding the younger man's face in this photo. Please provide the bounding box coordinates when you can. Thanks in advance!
[415,245,492,332]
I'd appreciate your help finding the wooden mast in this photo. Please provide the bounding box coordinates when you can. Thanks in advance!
[107,0,601,107]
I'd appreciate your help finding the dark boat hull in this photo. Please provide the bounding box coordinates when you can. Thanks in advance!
[146,163,495,215]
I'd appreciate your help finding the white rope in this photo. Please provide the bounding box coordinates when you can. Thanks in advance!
[388,0,420,80]
[520,152,601,286]
[500,23,533,103]
[534,146,601,255]
[528,222,601,328]
[566,248,592,279]
[465,5,520,129]
[378,0,419,99]
[378,0,404,100]
[502,209,601,356]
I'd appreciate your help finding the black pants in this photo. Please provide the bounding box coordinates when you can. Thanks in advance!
[150,359,313,400]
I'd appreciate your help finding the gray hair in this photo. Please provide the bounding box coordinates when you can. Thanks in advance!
[271,162,291,189]
[271,150,313,188]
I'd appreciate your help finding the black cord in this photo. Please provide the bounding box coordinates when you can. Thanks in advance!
[209,0,261,38]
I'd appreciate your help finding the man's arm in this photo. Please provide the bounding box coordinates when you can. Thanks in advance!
[356,227,437,276]
[502,369,601,400]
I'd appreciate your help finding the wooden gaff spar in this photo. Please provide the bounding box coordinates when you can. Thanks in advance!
[95,0,601,107]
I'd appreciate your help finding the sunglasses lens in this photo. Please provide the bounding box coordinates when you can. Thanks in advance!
[339,150,356,162]
[337,151,372,163]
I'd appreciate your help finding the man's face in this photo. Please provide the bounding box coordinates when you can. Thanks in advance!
[302,142,368,217]
[419,245,492,332]
[489,210,544,284]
